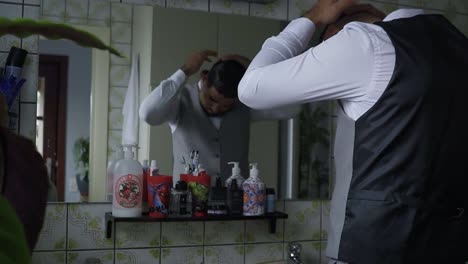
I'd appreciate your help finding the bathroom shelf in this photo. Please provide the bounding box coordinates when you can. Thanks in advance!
[105,211,288,239]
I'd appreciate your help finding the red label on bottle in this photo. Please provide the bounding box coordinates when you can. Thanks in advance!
[115,174,141,208]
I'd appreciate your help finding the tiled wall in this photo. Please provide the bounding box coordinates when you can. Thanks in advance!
[32,200,329,264]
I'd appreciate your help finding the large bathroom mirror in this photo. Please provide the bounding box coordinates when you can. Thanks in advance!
[33,2,333,203]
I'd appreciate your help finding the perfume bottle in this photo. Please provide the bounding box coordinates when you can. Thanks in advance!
[169,181,192,217]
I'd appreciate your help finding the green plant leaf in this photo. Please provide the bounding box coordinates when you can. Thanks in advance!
[0,18,123,57]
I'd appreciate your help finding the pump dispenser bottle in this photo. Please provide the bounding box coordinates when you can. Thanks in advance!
[106,147,124,202]
[242,163,266,216]
[112,145,143,217]
[225,162,245,189]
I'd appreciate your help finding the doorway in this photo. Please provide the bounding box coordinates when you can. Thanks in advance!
[38,54,68,201]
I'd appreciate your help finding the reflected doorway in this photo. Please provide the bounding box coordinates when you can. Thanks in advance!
[37,55,68,201]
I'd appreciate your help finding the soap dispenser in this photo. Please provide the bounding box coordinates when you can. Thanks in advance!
[242,163,266,216]
[106,146,124,202]
[112,145,143,217]
[225,162,245,189]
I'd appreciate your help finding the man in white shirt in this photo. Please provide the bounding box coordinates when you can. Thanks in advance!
[140,50,300,184]
[239,0,468,263]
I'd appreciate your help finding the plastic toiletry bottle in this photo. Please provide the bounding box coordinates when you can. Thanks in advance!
[228,179,243,215]
[225,162,245,189]
[141,160,149,176]
[242,163,266,216]
[112,145,143,217]
[106,147,124,202]
[265,188,276,214]
[150,160,159,176]
[169,181,192,217]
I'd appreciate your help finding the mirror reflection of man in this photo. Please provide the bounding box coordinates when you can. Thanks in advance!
[140,50,300,183]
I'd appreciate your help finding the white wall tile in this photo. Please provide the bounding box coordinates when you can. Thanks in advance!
[245,243,284,264]
[67,203,113,250]
[250,0,288,20]
[204,245,244,264]
[111,22,133,43]
[161,247,204,264]
[66,0,89,19]
[210,0,249,16]
[25,0,41,5]
[122,0,165,6]
[115,249,161,264]
[110,65,131,86]
[109,107,124,130]
[67,250,114,264]
[110,43,132,65]
[205,221,244,245]
[42,0,66,17]
[161,222,204,246]
[167,0,209,12]
[89,0,111,21]
[284,200,321,241]
[112,2,133,22]
[34,204,67,251]
[288,0,316,20]
[110,86,127,109]
[32,251,66,264]
[116,222,162,248]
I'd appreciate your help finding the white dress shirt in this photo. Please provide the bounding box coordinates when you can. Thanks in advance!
[139,69,300,133]
[238,9,425,120]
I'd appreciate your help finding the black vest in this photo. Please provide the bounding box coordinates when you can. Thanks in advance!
[338,15,468,264]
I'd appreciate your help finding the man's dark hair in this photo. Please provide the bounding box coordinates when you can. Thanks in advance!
[206,60,246,98]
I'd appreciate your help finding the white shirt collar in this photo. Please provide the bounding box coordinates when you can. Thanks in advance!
[384,8,425,22]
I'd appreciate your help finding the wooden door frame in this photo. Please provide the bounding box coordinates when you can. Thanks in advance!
[39,54,68,201]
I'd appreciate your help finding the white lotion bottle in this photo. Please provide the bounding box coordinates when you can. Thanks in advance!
[112,145,143,217]
[106,147,124,202]
[225,162,245,189]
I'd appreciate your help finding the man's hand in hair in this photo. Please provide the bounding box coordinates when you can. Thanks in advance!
[181,50,218,77]
[304,0,358,27]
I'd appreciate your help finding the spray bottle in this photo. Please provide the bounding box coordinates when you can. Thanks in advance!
[112,145,143,217]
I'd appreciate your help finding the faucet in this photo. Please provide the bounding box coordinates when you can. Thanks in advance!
[288,242,304,264]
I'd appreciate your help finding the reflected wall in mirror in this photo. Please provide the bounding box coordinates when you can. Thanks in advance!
[37,39,92,202]
[29,2,333,202]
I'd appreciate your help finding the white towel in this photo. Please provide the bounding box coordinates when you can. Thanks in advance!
[122,54,139,146]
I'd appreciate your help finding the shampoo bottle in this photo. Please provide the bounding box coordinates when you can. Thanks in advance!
[242,163,265,216]
[112,145,143,217]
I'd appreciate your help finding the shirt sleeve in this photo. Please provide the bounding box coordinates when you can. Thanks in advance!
[238,18,374,110]
[250,104,302,121]
[139,69,186,126]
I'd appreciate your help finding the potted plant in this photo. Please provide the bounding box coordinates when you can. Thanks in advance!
[73,137,89,202]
